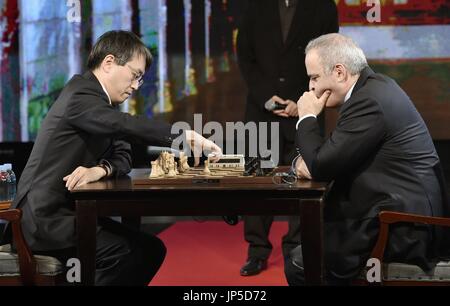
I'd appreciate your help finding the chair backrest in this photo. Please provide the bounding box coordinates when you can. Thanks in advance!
[0,203,64,286]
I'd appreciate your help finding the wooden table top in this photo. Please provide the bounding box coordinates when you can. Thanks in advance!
[71,168,329,194]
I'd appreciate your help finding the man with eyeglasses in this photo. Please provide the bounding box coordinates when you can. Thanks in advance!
[3,30,222,286]
[126,64,144,88]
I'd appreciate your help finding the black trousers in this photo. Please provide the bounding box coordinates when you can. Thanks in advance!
[243,124,300,260]
[244,215,300,259]
[284,245,351,286]
[36,217,166,286]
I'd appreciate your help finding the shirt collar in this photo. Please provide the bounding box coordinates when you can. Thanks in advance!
[344,80,357,103]
[98,80,112,105]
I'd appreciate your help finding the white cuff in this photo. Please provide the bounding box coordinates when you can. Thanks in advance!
[296,114,317,130]
[291,154,302,176]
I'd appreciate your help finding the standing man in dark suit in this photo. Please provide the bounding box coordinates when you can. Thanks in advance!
[286,33,449,285]
[236,0,339,276]
[5,30,222,286]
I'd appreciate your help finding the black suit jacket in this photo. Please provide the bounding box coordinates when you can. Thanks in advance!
[237,0,338,142]
[8,72,175,251]
[296,67,449,278]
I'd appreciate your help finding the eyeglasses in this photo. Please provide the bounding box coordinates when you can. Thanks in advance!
[126,64,144,88]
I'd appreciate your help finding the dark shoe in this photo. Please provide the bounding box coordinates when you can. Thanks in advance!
[240,258,268,276]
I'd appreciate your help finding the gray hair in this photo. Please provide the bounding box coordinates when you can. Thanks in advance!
[305,33,368,75]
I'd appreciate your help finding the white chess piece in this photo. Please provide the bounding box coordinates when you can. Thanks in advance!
[178,159,185,173]
[161,151,169,174]
[150,161,162,178]
[183,157,190,171]
[167,167,176,177]
[202,160,211,175]
[167,154,176,177]
[178,152,190,173]
[175,161,179,175]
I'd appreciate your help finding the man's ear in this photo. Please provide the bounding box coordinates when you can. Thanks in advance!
[101,54,115,73]
[333,63,347,83]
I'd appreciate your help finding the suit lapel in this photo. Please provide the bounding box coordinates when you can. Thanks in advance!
[84,70,101,86]
[283,0,314,51]
[351,66,375,97]
[338,67,374,115]
[83,71,110,105]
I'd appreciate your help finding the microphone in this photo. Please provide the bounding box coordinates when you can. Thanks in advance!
[222,215,239,226]
[264,99,287,111]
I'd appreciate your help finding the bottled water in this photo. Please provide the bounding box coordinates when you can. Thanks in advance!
[0,165,7,202]
[4,164,16,201]
[0,164,15,227]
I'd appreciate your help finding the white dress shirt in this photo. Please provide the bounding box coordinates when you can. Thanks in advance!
[98,80,112,105]
[97,79,114,176]
[292,81,357,175]
[295,82,357,130]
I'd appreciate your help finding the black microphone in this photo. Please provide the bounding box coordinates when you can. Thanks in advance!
[222,215,239,226]
[264,100,287,111]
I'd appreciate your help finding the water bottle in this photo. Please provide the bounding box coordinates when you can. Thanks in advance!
[0,165,5,228]
[4,164,16,201]
[0,165,7,202]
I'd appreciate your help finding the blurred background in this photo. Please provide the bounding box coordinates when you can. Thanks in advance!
[0,0,449,182]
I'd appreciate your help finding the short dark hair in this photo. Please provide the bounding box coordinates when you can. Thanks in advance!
[87,30,152,70]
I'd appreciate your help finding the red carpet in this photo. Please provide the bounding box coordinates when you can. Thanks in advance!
[151,221,289,286]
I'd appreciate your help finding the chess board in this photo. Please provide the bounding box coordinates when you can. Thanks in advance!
[133,167,276,186]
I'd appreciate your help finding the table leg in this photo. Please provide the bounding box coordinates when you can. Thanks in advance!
[76,200,97,286]
[299,198,324,285]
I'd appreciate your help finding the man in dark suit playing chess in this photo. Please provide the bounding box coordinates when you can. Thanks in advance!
[4,30,222,285]
[286,33,449,285]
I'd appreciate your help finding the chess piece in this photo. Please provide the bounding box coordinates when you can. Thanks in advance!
[202,160,211,175]
[178,160,184,173]
[166,153,176,177]
[183,157,190,171]
[157,160,165,177]
[178,152,190,173]
[167,166,176,177]
[181,152,190,172]
[150,161,162,178]
[160,151,169,174]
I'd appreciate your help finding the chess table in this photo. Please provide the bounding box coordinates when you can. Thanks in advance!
[71,167,331,286]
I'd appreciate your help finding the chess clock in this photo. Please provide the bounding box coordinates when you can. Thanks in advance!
[207,154,245,169]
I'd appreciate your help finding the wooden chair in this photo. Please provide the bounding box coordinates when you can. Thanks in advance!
[0,201,64,285]
[355,211,450,286]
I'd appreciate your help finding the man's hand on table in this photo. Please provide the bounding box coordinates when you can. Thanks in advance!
[63,166,107,191]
